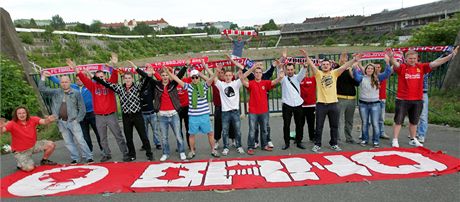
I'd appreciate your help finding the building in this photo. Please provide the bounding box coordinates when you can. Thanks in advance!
[187,21,232,31]
[280,0,460,45]
[14,19,51,27]
[101,18,169,31]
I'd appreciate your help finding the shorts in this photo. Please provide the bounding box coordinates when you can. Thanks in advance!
[394,99,423,125]
[189,114,212,135]
[14,140,51,169]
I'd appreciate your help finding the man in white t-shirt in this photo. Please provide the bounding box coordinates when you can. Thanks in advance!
[214,65,245,156]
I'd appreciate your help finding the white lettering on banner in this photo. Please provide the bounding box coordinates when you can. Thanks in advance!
[131,162,207,188]
[351,151,448,174]
[258,160,291,182]
[204,162,231,186]
[8,166,108,197]
[281,158,319,181]
[323,155,372,177]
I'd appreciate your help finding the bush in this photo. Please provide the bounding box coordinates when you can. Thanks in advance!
[428,89,460,127]
[19,32,34,45]
[323,37,336,46]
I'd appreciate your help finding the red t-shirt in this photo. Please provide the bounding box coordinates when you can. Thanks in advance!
[394,63,431,100]
[160,85,175,111]
[247,80,272,114]
[5,116,41,152]
[300,76,316,107]
[379,79,387,100]
[177,78,191,107]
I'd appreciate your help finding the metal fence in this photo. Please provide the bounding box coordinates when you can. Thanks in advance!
[31,51,450,116]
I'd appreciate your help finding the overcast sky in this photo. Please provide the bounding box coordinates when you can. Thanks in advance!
[2,0,438,27]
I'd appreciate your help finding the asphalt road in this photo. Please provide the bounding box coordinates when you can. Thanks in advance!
[1,112,459,202]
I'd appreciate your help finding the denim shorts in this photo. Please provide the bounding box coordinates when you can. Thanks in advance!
[189,114,213,135]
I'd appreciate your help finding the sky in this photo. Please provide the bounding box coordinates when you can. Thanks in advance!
[2,0,439,27]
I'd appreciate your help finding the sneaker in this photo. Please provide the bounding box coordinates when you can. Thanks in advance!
[267,141,274,148]
[237,147,245,154]
[263,146,273,151]
[373,143,380,148]
[417,136,425,143]
[211,150,220,157]
[86,159,94,164]
[180,152,187,160]
[214,142,219,150]
[392,139,399,148]
[123,157,136,162]
[222,148,229,156]
[331,145,342,151]
[380,133,390,139]
[147,155,154,161]
[160,154,169,162]
[187,151,196,159]
[100,155,112,162]
[247,149,255,155]
[40,159,57,166]
[70,160,78,165]
[254,143,260,149]
[359,141,367,147]
[409,139,423,147]
[312,145,321,153]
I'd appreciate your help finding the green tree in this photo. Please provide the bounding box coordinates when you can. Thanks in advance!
[408,14,460,46]
[261,19,278,31]
[74,23,90,32]
[229,23,239,30]
[29,18,37,28]
[19,32,34,45]
[133,22,153,35]
[50,14,65,30]
[323,37,336,46]
[89,20,102,33]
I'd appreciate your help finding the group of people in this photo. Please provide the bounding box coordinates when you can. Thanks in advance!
[1,38,457,172]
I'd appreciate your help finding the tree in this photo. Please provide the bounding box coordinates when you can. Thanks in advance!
[260,19,278,31]
[323,37,336,46]
[50,14,65,30]
[408,14,460,46]
[89,20,102,33]
[29,18,37,28]
[133,22,153,35]
[74,23,90,32]
[229,23,239,30]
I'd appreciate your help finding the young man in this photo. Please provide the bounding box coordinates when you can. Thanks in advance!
[388,47,458,147]
[72,56,129,162]
[416,74,430,143]
[300,65,317,143]
[302,50,362,153]
[138,65,188,161]
[0,107,57,172]
[167,65,220,159]
[225,33,253,58]
[280,50,308,150]
[240,62,284,155]
[48,74,103,153]
[39,71,93,164]
[92,61,154,161]
[374,64,391,140]
[214,61,245,156]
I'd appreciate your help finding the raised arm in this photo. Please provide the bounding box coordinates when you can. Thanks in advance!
[246,35,253,42]
[300,49,318,75]
[206,69,218,86]
[227,54,245,70]
[213,63,224,82]
[429,46,458,70]
[240,63,257,88]
[336,53,363,75]
[164,66,185,87]
[225,33,233,41]
[39,115,57,125]
[271,68,284,86]
[92,75,119,93]
[378,54,393,81]
[38,71,59,95]
[386,48,401,70]
[352,65,364,83]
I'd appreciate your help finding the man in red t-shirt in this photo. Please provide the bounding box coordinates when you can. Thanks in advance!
[300,69,316,142]
[240,63,284,155]
[389,47,458,147]
[0,107,57,172]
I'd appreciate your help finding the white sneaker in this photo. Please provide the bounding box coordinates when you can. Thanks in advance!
[160,154,169,162]
[214,142,219,150]
[417,136,425,143]
[180,152,186,160]
[312,145,321,153]
[222,148,229,156]
[237,147,245,154]
[392,139,399,148]
[267,141,274,148]
[254,143,259,149]
[409,139,423,147]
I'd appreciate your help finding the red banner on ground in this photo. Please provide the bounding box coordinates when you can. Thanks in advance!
[1,147,459,198]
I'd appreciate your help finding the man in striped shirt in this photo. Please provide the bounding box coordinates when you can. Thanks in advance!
[166,66,219,159]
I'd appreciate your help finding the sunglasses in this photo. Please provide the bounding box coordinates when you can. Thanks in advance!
[191,76,199,79]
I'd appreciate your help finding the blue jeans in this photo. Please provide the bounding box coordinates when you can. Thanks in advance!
[378,100,386,136]
[159,113,185,155]
[417,93,429,138]
[142,112,161,146]
[359,101,380,144]
[248,113,269,149]
[222,110,242,149]
[57,120,93,161]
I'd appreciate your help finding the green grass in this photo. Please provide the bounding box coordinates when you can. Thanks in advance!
[428,89,460,127]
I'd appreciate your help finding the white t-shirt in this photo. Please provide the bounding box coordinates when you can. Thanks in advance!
[215,79,242,112]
